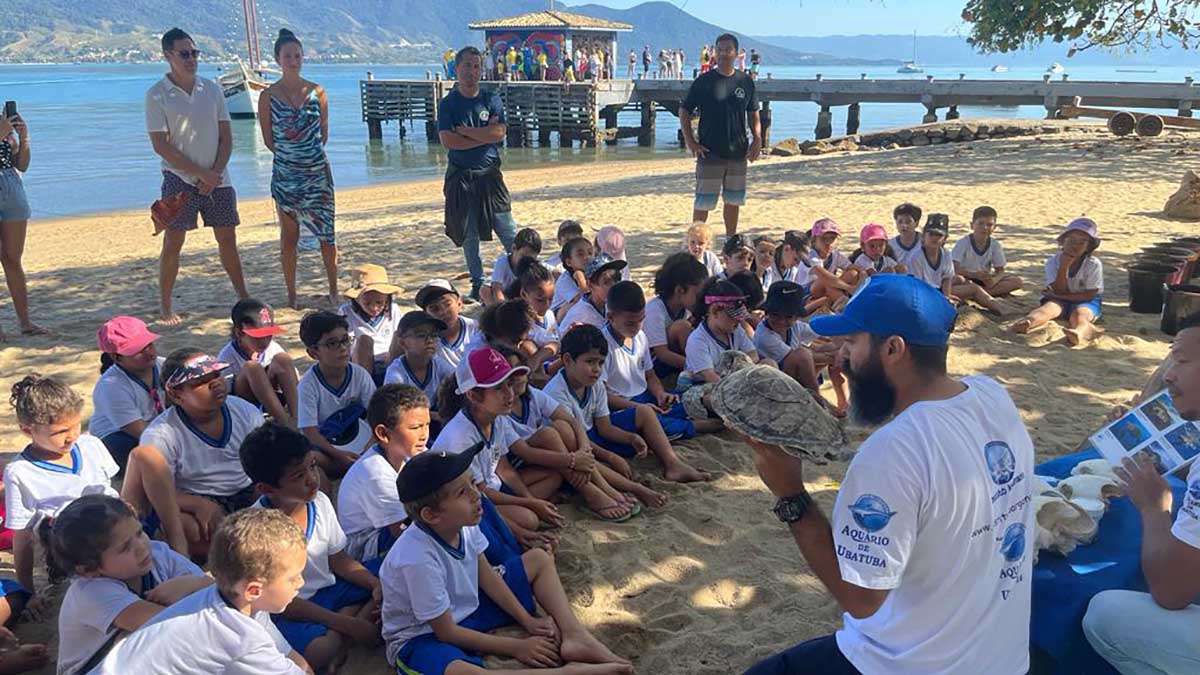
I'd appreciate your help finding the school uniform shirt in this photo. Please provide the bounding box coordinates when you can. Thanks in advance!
[434,317,479,371]
[490,253,517,291]
[699,249,723,277]
[813,250,852,273]
[338,446,408,562]
[88,358,167,441]
[752,321,818,365]
[215,339,286,378]
[851,253,899,273]
[252,492,345,600]
[683,322,756,379]
[91,584,301,675]
[551,271,582,312]
[383,356,453,412]
[139,396,262,497]
[602,325,653,399]
[644,296,687,350]
[560,295,606,331]
[3,434,119,531]
[430,411,520,492]
[890,234,922,270]
[544,371,609,431]
[1170,457,1200,549]
[544,252,565,277]
[529,309,560,348]
[951,236,1007,274]
[763,263,811,290]
[381,524,489,664]
[296,363,377,431]
[508,388,560,440]
[907,247,955,290]
[57,541,202,675]
[1044,252,1104,294]
[338,301,403,363]
[832,376,1034,675]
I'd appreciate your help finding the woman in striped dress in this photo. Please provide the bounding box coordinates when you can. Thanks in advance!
[257,29,338,308]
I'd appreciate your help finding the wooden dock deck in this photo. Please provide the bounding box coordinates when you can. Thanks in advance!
[361,75,1199,146]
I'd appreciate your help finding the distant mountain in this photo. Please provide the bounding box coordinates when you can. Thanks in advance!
[0,0,894,65]
[752,34,1195,67]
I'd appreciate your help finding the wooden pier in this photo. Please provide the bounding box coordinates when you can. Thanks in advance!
[361,75,1200,147]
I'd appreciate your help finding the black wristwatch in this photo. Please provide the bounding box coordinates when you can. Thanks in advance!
[773,492,814,524]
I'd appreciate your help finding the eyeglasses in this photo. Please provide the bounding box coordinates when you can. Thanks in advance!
[318,336,353,350]
[172,50,202,60]
[406,332,439,342]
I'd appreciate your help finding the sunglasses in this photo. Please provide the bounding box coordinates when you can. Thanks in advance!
[171,49,202,60]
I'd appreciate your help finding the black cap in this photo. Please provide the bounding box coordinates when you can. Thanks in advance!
[722,234,754,257]
[396,443,485,503]
[398,310,447,335]
[924,213,950,237]
[761,280,809,316]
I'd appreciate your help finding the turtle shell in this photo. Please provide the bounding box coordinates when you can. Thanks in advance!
[710,364,847,462]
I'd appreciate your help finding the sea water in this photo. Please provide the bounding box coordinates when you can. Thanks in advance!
[0,62,1193,218]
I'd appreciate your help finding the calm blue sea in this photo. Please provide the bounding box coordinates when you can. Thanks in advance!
[0,62,1194,217]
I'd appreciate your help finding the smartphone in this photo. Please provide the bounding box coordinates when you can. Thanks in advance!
[3,101,14,120]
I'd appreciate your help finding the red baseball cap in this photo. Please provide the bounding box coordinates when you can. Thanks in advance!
[97,316,161,357]
[455,347,529,394]
[232,299,285,339]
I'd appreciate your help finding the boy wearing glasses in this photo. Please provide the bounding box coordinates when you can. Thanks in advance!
[145,27,250,327]
[384,311,454,431]
[298,311,378,478]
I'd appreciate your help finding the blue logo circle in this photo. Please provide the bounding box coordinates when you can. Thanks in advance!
[1188,481,1200,504]
[849,494,896,533]
[1001,523,1026,562]
[985,441,1016,485]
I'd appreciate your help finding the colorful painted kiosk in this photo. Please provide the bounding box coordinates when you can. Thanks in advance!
[468,9,633,81]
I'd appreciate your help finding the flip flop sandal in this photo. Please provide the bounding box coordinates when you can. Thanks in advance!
[579,503,634,523]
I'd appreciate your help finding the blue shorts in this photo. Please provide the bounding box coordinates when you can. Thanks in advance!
[631,390,697,439]
[479,496,522,566]
[273,558,383,654]
[395,555,535,675]
[0,169,30,222]
[0,579,30,604]
[1041,295,1103,320]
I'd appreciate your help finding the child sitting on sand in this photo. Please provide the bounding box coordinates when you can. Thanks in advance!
[216,298,299,428]
[561,254,627,331]
[850,223,903,276]
[417,279,479,370]
[686,221,723,277]
[762,230,813,290]
[384,311,454,429]
[951,205,1024,299]
[381,449,633,675]
[486,227,543,306]
[507,259,561,379]
[339,264,404,385]
[545,220,585,277]
[90,316,165,471]
[552,237,595,321]
[1011,217,1104,346]
[752,281,848,415]
[807,219,859,308]
[890,202,924,270]
[912,214,1006,314]
[719,234,755,279]
[753,235,777,291]
[297,311,378,473]
[594,225,631,282]
[683,278,768,386]
[645,252,709,380]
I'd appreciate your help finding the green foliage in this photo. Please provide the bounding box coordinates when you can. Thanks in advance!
[961,0,1200,54]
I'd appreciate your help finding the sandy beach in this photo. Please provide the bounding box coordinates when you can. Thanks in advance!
[0,121,1194,673]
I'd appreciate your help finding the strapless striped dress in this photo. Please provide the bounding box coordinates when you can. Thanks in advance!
[270,89,335,244]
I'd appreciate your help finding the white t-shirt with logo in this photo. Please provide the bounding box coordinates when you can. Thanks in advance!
[813,250,852,273]
[1171,459,1200,549]
[339,301,403,363]
[216,340,287,378]
[544,371,610,431]
[832,376,1034,675]
[644,296,686,350]
[951,236,1007,274]
[57,540,202,675]
[139,397,262,496]
[296,363,377,431]
[430,411,519,492]
[1044,253,1104,295]
[683,322,756,380]
[763,263,811,290]
[852,253,899,273]
[508,388,561,440]
[381,524,489,664]
[435,317,479,371]
[907,248,955,290]
[89,358,166,440]
[602,326,652,399]
[3,434,119,531]
[252,491,346,600]
[529,309,560,348]
[338,446,408,562]
[890,235,922,270]
[383,356,453,412]
[752,321,818,365]
[91,584,300,675]
[561,295,606,332]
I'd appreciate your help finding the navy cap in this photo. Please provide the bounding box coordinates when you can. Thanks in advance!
[924,213,950,237]
[398,310,447,335]
[760,281,809,316]
[584,253,627,279]
[396,443,485,503]
[810,275,956,346]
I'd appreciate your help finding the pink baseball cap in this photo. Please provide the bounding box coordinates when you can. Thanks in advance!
[97,316,161,357]
[455,347,530,394]
[860,223,889,246]
[811,218,840,238]
[595,225,627,261]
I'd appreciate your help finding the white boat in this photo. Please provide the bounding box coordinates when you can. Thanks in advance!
[1047,62,1065,74]
[896,33,923,73]
[990,64,1009,73]
[219,59,272,119]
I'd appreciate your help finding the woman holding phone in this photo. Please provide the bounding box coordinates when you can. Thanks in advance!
[0,102,47,340]
[257,29,338,309]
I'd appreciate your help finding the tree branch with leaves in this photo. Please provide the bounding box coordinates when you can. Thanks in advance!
[961,0,1200,54]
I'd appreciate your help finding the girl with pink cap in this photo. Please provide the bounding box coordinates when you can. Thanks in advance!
[91,316,166,470]
[807,218,861,308]
[850,223,904,276]
[1011,217,1104,345]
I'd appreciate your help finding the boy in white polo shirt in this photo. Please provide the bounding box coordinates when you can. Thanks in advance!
[417,279,480,370]
[560,253,626,331]
[338,384,431,562]
[92,508,311,674]
[384,311,454,430]
[381,446,632,675]
[297,310,378,476]
[950,206,1023,301]
[914,214,1004,314]
[242,423,383,673]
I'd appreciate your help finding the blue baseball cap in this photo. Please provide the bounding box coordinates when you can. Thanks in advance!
[810,275,956,346]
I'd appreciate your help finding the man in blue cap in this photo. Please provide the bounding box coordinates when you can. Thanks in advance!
[744,275,1035,675]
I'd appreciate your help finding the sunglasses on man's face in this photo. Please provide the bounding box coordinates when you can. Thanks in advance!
[171,50,202,60]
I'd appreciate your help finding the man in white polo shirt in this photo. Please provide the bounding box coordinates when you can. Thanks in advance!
[145,27,249,326]
[743,274,1034,675]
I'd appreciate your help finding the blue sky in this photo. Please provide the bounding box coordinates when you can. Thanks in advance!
[578,0,971,36]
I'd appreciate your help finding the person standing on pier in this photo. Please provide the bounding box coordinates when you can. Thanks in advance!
[681,33,761,238]
[146,27,250,326]
[438,47,518,305]
[628,49,636,79]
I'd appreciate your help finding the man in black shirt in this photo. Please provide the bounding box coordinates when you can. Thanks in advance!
[680,33,761,237]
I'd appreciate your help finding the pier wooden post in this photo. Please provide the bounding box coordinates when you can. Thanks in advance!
[922,105,938,124]
[946,105,960,120]
[815,105,833,140]
[1179,100,1194,118]
[760,100,772,148]
[368,119,383,140]
[846,102,861,135]
[638,101,656,147]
